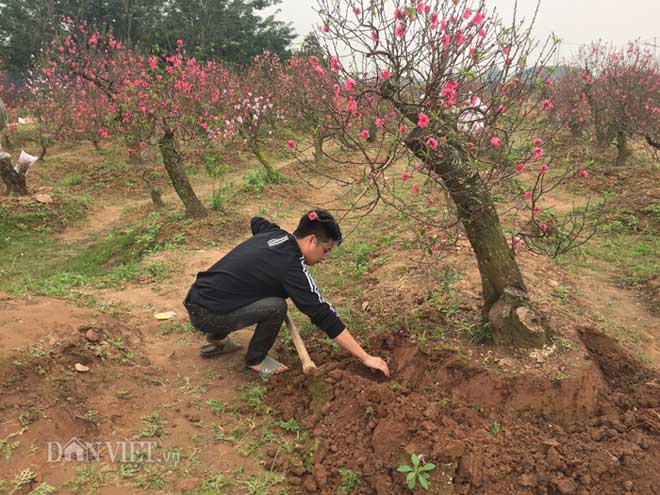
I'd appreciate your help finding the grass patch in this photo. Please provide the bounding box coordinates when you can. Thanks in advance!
[185,472,232,495]
[139,413,168,438]
[560,231,658,294]
[159,322,196,336]
[0,209,182,298]
[242,167,287,193]
[65,465,111,494]
[0,193,89,238]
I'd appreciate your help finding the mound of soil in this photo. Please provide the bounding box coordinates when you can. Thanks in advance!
[266,328,660,494]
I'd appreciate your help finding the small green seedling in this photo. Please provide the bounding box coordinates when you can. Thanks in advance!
[337,467,360,494]
[397,453,436,490]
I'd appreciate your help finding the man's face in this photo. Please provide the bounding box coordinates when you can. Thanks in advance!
[302,235,334,265]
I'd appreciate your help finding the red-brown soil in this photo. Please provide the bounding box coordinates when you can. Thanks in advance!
[266,328,660,495]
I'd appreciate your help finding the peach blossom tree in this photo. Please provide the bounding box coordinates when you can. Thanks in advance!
[552,42,660,164]
[299,0,596,346]
[38,22,236,217]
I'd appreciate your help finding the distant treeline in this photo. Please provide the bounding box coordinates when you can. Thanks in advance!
[0,0,296,78]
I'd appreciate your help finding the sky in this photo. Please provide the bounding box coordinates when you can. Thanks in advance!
[263,0,660,62]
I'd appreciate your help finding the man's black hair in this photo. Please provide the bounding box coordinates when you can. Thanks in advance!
[293,209,342,245]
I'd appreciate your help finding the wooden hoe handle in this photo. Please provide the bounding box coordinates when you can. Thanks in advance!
[284,313,317,375]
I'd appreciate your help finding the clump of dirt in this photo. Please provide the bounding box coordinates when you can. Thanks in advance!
[266,328,660,494]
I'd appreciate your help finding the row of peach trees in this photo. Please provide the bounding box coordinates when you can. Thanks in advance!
[28,21,300,217]
[4,1,656,346]
[550,41,660,165]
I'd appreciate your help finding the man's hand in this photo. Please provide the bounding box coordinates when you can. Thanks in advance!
[333,329,390,377]
[362,354,390,377]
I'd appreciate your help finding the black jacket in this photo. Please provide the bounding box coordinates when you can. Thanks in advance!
[184,217,345,338]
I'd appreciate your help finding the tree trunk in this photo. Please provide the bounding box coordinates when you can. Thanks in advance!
[615,131,631,166]
[1,130,12,151]
[0,98,7,132]
[142,170,164,208]
[404,127,549,347]
[569,122,583,138]
[312,127,325,163]
[0,158,28,195]
[366,120,378,143]
[158,129,207,218]
[585,92,611,149]
[594,119,611,149]
[250,140,278,181]
[1,98,11,152]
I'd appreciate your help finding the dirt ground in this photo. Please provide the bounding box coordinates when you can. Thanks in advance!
[265,328,660,495]
[1,141,659,494]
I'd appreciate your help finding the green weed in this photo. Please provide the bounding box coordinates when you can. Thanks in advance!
[274,418,300,433]
[159,322,196,336]
[397,453,436,490]
[133,465,168,490]
[209,184,235,211]
[27,482,57,495]
[557,339,578,351]
[65,465,110,494]
[338,467,360,494]
[204,155,231,178]
[352,242,374,275]
[62,174,83,186]
[186,472,231,495]
[210,424,249,444]
[207,399,227,416]
[0,438,19,460]
[237,385,267,410]
[242,168,286,193]
[241,472,284,495]
[462,321,493,344]
[139,413,167,438]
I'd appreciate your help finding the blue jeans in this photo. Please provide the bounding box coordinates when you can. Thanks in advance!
[184,297,287,366]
